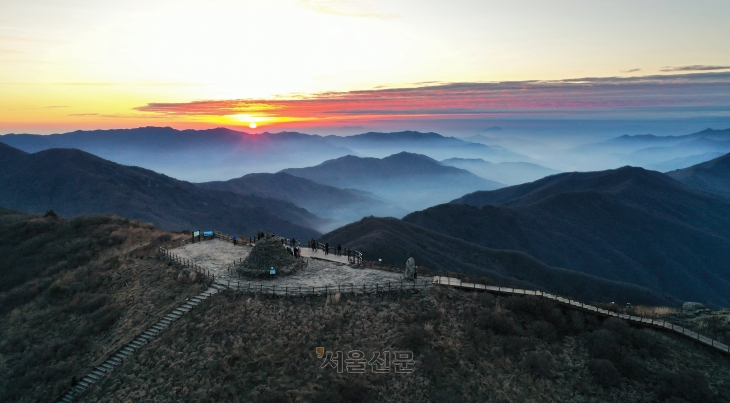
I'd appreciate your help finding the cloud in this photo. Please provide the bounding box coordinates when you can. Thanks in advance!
[134,72,730,124]
[660,65,730,72]
[298,0,397,19]
[621,68,641,73]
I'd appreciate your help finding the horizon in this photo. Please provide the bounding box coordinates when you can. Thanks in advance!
[2,0,730,136]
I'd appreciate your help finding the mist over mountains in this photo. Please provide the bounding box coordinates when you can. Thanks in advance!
[282,152,503,210]
[440,158,560,185]
[197,172,409,230]
[0,142,324,238]
[562,128,730,171]
[0,127,534,182]
[2,125,730,306]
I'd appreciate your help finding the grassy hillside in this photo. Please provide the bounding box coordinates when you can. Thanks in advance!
[85,287,730,403]
[0,209,204,402]
[319,217,674,306]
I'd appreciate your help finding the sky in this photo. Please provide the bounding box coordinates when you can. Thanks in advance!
[1,0,730,135]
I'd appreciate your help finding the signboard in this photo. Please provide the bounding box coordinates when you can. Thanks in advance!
[193,231,200,237]
[203,231,214,237]
[270,269,276,275]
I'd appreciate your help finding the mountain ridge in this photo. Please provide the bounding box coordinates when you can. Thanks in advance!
[0,144,326,237]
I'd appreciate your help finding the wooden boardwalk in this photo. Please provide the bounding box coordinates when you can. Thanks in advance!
[434,276,730,356]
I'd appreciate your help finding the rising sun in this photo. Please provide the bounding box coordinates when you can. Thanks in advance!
[249,122,257,129]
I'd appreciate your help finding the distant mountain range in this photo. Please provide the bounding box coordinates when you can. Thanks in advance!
[440,158,561,185]
[0,127,357,182]
[667,151,730,197]
[398,166,730,306]
[197,172,409,230]
[0,127,533,182]
[566,128,730,171]
[319,217,674,305]
[0,142,325,238]
[282,152,504,211]
[322,131,531,162]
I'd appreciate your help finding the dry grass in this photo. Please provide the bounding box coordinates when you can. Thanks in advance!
[85,287,730,403]
[0,211,205,402]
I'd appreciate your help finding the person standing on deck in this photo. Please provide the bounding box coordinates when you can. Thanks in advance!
[337,244,342,256]
[325,242,329,255]
[233,234,237,245]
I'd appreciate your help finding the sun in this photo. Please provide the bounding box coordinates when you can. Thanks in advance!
[249,122,257,129]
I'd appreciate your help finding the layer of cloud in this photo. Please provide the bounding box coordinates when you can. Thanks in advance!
[135,72,730,124]
[661,65,730,72]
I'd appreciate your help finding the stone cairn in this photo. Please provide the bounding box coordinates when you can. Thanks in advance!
[404,257,416,281]
[237,236,306,278]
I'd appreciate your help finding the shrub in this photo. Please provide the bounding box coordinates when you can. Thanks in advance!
[401,324,426,352]
[522,351,554,378]
[655,370,715,403]
[587,359,622,388]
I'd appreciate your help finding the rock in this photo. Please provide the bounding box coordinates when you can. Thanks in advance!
[404,257,415,281]
[238,236,305,278]
[682,302,705,312]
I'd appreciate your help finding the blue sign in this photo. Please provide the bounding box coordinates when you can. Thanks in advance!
[270,269,276,275]
[203,231,213,237]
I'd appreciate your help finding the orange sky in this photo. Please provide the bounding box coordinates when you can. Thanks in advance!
[2,0,730,134]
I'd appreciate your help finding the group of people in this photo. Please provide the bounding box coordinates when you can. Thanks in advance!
[306,239,346,257]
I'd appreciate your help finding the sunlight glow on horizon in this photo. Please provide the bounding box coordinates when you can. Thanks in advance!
[1,0,729,134]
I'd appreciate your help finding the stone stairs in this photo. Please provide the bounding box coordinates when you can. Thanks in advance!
[55,283,227,403]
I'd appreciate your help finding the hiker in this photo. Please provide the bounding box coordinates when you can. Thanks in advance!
[233,234,237,245]
[325,242,329,255]
[414,265,418,280]
[296,245,301,259]
[337,244,342,256]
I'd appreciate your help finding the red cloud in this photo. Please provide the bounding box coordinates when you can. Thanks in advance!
[134,72,730,122]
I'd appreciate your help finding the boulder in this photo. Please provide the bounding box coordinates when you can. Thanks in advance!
[682,302,705,312]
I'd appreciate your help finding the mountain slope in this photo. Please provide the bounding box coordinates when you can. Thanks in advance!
[405,167,730,305]
[282,152,504,211]
[0,145,325,237]
[197,172,409,228]
[440,158,560,185]
[667,151,730,196]
[319,217,674,305]
[323,131,532,162]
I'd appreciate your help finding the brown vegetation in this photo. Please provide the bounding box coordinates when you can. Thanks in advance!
[0,208,204,402]
[86,286,730,403]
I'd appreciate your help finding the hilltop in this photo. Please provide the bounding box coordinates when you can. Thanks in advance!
[667,151,730,197]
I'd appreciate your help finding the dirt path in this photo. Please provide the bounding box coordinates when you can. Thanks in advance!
[173,239,424,288]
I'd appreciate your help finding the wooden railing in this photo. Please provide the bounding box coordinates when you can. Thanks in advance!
[434,276,730,355]
[159,247,214,283]
[218,278,432,296]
